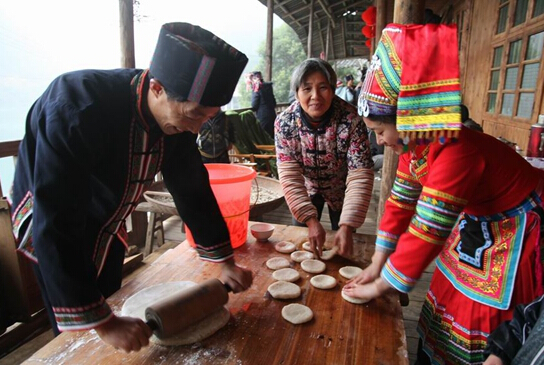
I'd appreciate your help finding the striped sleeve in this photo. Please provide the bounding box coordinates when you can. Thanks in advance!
[376,161,422,252]
[338,168,374,228]
[277,160,318,223]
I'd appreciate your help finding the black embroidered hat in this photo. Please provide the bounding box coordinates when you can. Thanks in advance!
[150,22,248,107]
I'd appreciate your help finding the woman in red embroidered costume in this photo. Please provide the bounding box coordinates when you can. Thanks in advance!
[343,23,544,365]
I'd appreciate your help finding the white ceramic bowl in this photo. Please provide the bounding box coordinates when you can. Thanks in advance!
[250,223,275,242]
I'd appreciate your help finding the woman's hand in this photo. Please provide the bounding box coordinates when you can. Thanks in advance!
[347,250,389,285]
[342,277,391,302]
[483,354,504,365]
[219,258,253,293]
[95,315,153,353]
[306,217,326,258]
[334,225,353,257]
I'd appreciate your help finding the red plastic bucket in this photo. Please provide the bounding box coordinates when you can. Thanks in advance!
[186,164,257,249]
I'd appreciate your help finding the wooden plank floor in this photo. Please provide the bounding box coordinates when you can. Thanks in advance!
[1,175,434,365]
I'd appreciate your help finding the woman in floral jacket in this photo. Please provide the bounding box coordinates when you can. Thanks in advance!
[275,58,375,258]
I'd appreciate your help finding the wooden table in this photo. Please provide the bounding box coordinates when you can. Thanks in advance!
[23,223,408,365]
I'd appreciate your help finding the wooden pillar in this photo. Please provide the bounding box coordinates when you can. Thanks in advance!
[265,0,274,81]
[119,0,135,68]
[325,21,331,60]
[376,0,425,225]
[375,0,387,54]
[307,0,314,57]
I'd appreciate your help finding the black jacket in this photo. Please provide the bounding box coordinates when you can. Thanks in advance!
[251,82,276,137]
[484,294,544,365]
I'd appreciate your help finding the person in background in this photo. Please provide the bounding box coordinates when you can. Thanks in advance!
[275,58,375,258]
[343,23,544,364]
[197,110,235,163]
[9,22,253,353]
[461,103,484,132]
[335,74,357,105]
[483,294,544,365]
[249,71,277,138]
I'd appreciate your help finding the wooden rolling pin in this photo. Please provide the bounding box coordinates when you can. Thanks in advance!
[145,278,231,338]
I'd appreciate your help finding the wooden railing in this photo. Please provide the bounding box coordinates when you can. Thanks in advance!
[0,140,20,197]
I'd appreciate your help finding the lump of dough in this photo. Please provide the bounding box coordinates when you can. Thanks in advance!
[310,274,337,289]
[275,241,296,254]
[319,246,338,261]
[300,259,326,274]
[339,266,363,279]
[272,268,300,282]
[290,250,314,262]
[268,280,301,299]
[266,257,291,270]
[302,241,312,251]
[282,304,313,324]
[341,290,370,304]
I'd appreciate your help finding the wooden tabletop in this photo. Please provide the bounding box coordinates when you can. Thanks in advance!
[23,223,408,365]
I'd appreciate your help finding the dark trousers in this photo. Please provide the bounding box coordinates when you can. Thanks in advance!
[415,339,432,365]
[292,193,341,231]
[32,239,126,336]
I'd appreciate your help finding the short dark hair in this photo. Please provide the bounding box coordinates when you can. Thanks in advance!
[290,58,337,95]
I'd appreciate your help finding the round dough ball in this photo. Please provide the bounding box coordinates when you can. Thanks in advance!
[282,304,313,324]
[341,290,370,304]
[339,266,363,279]
[272,268,300,282]
[302,241,312,252]
[290,251,314,262]
[266,257,291,270]
[301,259,326,274]
[310,274,337,289]
[268,280,301,299]
[275,241,296,254]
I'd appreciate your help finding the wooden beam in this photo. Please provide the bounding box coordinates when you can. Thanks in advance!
[316,0,336,28]
[328,21,336,60]
[118,0,135,68]
[307,0,314,57]
[265,0,274,82]
[341,18,348,58]
[318,21,326,56]
[0,140,20,159]
[325,20,331,60]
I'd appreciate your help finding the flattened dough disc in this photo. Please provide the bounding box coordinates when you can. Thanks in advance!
[268,280,301,299]
[266,257,290,270]
[272,268,300,282]
[275,241,296,254]
[282,304,313,324]
[121,281,230,346]
[290,250,314,262]
[300,259,326,274]
[341,290,370,304]
[310,274,337,289]
[339,266,363,279]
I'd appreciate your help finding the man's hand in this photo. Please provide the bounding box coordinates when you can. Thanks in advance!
[334,225,353,257]
[220,258,253,293]
[95,315,153,353]
[306,217,326,258]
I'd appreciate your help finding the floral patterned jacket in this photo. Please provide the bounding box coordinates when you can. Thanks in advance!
[274,96,374,227]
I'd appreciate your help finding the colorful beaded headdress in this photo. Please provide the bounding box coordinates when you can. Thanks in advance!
[358,23,462,143]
